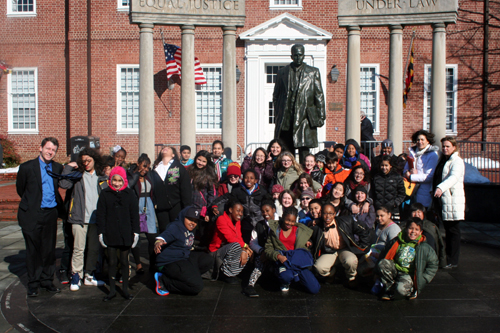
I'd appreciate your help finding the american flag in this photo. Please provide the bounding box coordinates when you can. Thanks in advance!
[163,43,207,85]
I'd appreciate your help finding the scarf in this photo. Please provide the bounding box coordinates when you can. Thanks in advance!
[349,180,368,191]
[213,155,225,180]
[46,169,83,181]
[242,183,258,195]
[384,232,425,270]
[342,156,358,169]
[414,144,431,158]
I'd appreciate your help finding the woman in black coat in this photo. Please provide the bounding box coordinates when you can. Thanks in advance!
[150,146,193,233]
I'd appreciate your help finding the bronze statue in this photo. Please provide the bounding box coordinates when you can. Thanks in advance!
[273,44,326,164]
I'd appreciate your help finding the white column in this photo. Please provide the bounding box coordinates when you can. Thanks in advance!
[139,23,155,159]
[180,25,196,152]
[346,25,361,142]
[222,26,237,160]
[430,23,447,142]
[388,25,403,155]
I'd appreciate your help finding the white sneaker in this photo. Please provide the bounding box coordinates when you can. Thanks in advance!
[280,284,290,292]
[84,274,105,287]
[70,274,81,291]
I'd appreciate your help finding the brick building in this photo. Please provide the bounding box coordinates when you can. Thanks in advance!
[1,0,499,163]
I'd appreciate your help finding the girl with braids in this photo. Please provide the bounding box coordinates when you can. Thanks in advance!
[127,153,157,272]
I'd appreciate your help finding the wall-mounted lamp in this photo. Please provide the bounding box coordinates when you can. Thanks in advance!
[330,65,340,83]
[236,65,241,83]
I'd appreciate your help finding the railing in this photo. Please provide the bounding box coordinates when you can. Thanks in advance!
[244,141,339,157]
[360,141,413,161]
[363,140,500,184]
[458,141,500,184]
[155,143,245,163]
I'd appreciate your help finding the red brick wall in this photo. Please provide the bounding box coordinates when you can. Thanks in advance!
[1,0,500,163]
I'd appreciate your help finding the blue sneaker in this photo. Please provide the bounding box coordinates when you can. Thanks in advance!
[70,273,81,291]
[154,272,169,296]
[371,279,383,295]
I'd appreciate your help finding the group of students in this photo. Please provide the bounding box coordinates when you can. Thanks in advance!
[59,129,465,301]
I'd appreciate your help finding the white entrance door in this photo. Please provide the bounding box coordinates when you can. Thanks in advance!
[262,64,286,145]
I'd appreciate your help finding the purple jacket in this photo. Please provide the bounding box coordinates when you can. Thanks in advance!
[241,156,274,191]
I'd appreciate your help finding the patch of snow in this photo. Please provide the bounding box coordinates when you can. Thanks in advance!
[0,166,19,174]
[463,157,500,170]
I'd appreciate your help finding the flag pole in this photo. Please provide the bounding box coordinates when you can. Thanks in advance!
[160,29,173,117]
[404,30,416,87]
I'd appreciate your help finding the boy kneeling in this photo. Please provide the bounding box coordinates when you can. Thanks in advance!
[377,217,438,300]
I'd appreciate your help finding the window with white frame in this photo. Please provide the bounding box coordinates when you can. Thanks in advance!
[270,0,302,10]
[266,65,285,124]
[8,68,38,133]
[117,65,139,133]
[423,64,458,134]
[117,0,129,11]
[7,0,36,16]
[360,64,380,133]
[196,66,222,131]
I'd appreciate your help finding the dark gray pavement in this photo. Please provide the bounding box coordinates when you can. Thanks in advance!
[0,221,500,332]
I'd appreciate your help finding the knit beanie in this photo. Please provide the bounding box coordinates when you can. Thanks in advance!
[300,188,315,199]
[227,162,241,177]
[271,184,284,195]
[315,153,326,164]
[354,186,368,195]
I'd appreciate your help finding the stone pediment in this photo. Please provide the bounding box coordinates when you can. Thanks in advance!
[240,13,332,41]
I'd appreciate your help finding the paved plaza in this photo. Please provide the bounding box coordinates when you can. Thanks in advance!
[0,220,499,332]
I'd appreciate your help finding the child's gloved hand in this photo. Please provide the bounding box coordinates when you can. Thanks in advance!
[99,234,107,248]
[132,233,140,248]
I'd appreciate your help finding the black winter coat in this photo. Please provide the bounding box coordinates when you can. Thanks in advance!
[372,171,406,214]
[309,166,325,185]
[149,160,192,212]
[96,187,140,247]
[310,215,371,259]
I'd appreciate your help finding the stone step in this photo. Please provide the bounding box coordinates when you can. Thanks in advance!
[0,200,20,212]
[0,211,17,222]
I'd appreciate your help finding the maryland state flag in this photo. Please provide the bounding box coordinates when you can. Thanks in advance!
[403,41,414,109]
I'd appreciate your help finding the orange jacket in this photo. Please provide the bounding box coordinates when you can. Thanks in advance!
[322,164,352,196]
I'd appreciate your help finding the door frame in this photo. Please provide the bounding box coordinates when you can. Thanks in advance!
[244,41,328,154]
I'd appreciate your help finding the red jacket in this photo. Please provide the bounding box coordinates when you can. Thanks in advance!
[209,212,245,252]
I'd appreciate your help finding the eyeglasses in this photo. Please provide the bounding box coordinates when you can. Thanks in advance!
[301,197,312,201]
[282,159,292,163]
[82,159,93,164]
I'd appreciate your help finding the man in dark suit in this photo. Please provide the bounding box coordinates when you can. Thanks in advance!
[273,44,326,164]
[17,137,64,296]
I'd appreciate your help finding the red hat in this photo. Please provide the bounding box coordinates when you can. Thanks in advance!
[271,184,284,194]
[227,162,241,177]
